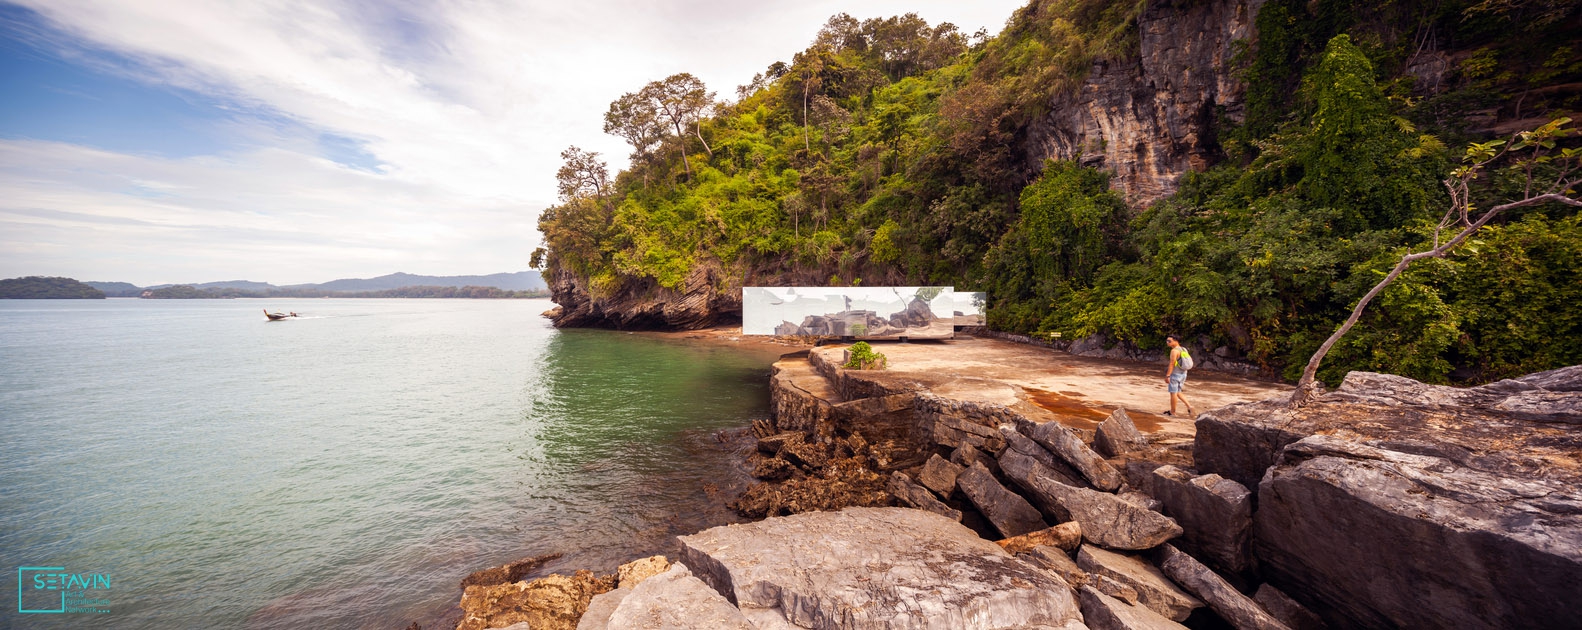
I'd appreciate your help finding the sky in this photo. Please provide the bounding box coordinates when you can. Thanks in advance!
[0,0,1027,286]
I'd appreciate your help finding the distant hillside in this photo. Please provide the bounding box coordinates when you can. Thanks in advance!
[84,281,142,297]
[0,276,105,299]
[288,271,547,292]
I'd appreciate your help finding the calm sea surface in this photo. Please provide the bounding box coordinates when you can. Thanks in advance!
[0,299,785,629]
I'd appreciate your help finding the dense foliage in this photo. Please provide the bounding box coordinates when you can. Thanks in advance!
[0,276,106,299]
[538,0,1582,384]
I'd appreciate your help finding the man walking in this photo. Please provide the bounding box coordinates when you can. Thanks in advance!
[1163,335,1194,417]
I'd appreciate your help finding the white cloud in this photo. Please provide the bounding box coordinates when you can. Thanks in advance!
[1,0,1025,285]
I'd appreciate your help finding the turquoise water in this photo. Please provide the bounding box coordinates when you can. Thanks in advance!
[0,299,785,629]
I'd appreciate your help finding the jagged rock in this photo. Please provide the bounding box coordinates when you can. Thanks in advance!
[750,455,797,481]
[617,556,671,589]
[1021,473,1182,550]
[997,522,1082,554]
[1077,585,1191,630]
[888,471,964,521]
[1015,418,1124,491]
[1117,491,1163,512]
[457,569,616,630]
[677,507,1086,629]
[776,438,831,469]
[1157,545,1289,630]
[1077,546,1202,622]
[1000,426,1088,486]
[1019,545,1088,588]
[575,588,629,630]
[460,553,562,588]
[1093,574,1141,605]
[1255,434,1582,629]
[1094,408,1148,457]
[729,456,890,518]
[957,461,1049,538]
[603,563,756,629]
[757,431,802,455]
[951,442,999,475]
[917,453,965,497]
[1134,465,1253,575]
[751,418,776,440]
[1252,585,1327,630]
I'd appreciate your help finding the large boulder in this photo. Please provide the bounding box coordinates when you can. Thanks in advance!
[1021,473,1182,550]
[957,462,1049,538]
[1077,585,1190,630]
[1255,434,1582,629]
[602,563,756,629]
[676,507,1085,629]
[1077,546,1201,622]
[1134,465,1253,575]
[1016,418,1125,491]
[1093,408,1148,457]
[1157,545,1289,630]
[887,471,963,522]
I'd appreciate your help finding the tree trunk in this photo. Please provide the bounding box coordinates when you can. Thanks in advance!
[694,121,713,157]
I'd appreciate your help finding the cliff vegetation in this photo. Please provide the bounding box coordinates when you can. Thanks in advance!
[535,0,1582,385]
[0,276,106,299]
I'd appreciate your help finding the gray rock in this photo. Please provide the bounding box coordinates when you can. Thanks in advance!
[1016,418,1124,491]
[1157,545,1289,630]
[1135,465,1253,575]
[1077,586,1190,630]
[917,453,965,497]
[1117,490,1163,512]
[1000,426,1089,485]
[1093,408,1148,457]
[1252,584,1327,630]
[1077,546,1201,622]
[677,507,1086,629]
[575,587,630,630]
[1021,473,1182,550]
[1255,434,1582,629]
[604,563,756,630]
[1019,545,1088,588]
[887,471,963,521]
[1093,574,1140,605]
[957,461,1049,538]
[998,447,1085,522]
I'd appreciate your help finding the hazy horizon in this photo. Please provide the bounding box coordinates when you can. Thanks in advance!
[0,1,1025,286]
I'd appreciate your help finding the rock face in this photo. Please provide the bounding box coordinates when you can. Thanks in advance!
[1192,366,1582,629]
[546,262,739,330]
[1251,585,1327,630]
[1077,585,1191,630]
[600,563,757,630]
[1093,408,1148,457]
[1157,545,1289,630]
[1016,418,1125,491]
[957,461,1050,538]
[1134,465,1253,574]
[1024,0,1262,206]
[457,569,616,630]
[676,507,1086,629]
[887,471,963,521]
[1077,546,1201,622]
[1022,473,1182,550]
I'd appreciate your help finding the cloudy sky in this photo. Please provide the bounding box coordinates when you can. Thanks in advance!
[0,1,1026,286]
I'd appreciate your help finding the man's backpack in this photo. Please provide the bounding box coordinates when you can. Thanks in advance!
[1178,349,1194,371]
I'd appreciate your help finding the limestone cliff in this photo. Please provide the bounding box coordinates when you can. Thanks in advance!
[1025,0,1263,206]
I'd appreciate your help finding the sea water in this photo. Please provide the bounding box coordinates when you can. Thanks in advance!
[0,298,783,628]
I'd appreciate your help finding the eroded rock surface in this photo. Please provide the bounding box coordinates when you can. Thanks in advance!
[1135,465,1253,574]
[1077,546,1201,622]
[603,563,756,630]
[677,507,1086,629]
[457,569,616,630]
[1016,418,1125,491]
[887,471,963,521]
[1022,473,1182,550]
[917,453,965,497]
[997,522,1082,554]
[1093,408,1148,457]
[1158,545,1288,630]
[1077,585,1190,630]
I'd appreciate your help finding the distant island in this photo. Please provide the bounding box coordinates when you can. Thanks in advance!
[0,276,105,299]
[3,271,549,299]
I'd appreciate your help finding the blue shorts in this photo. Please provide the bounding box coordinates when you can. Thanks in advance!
[1168,371,1187,393]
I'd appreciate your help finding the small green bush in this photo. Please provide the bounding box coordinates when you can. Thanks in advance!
[843,341,888,370]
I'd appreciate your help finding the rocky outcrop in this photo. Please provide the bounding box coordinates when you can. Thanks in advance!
[460,553,562,588]
[677,507,1086,629]
[1077,546,1201,622]
[1016,417,1125,491]
[1157,545,1289,630]
[600,563,757,630]
[457,569,616,630]
[1077,586,1191,630]
[1093,408,1147,457]
[1024,0,1263,206]
[546,261,739,330]
[917,453,964,496]
[1134,465,1253,575]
